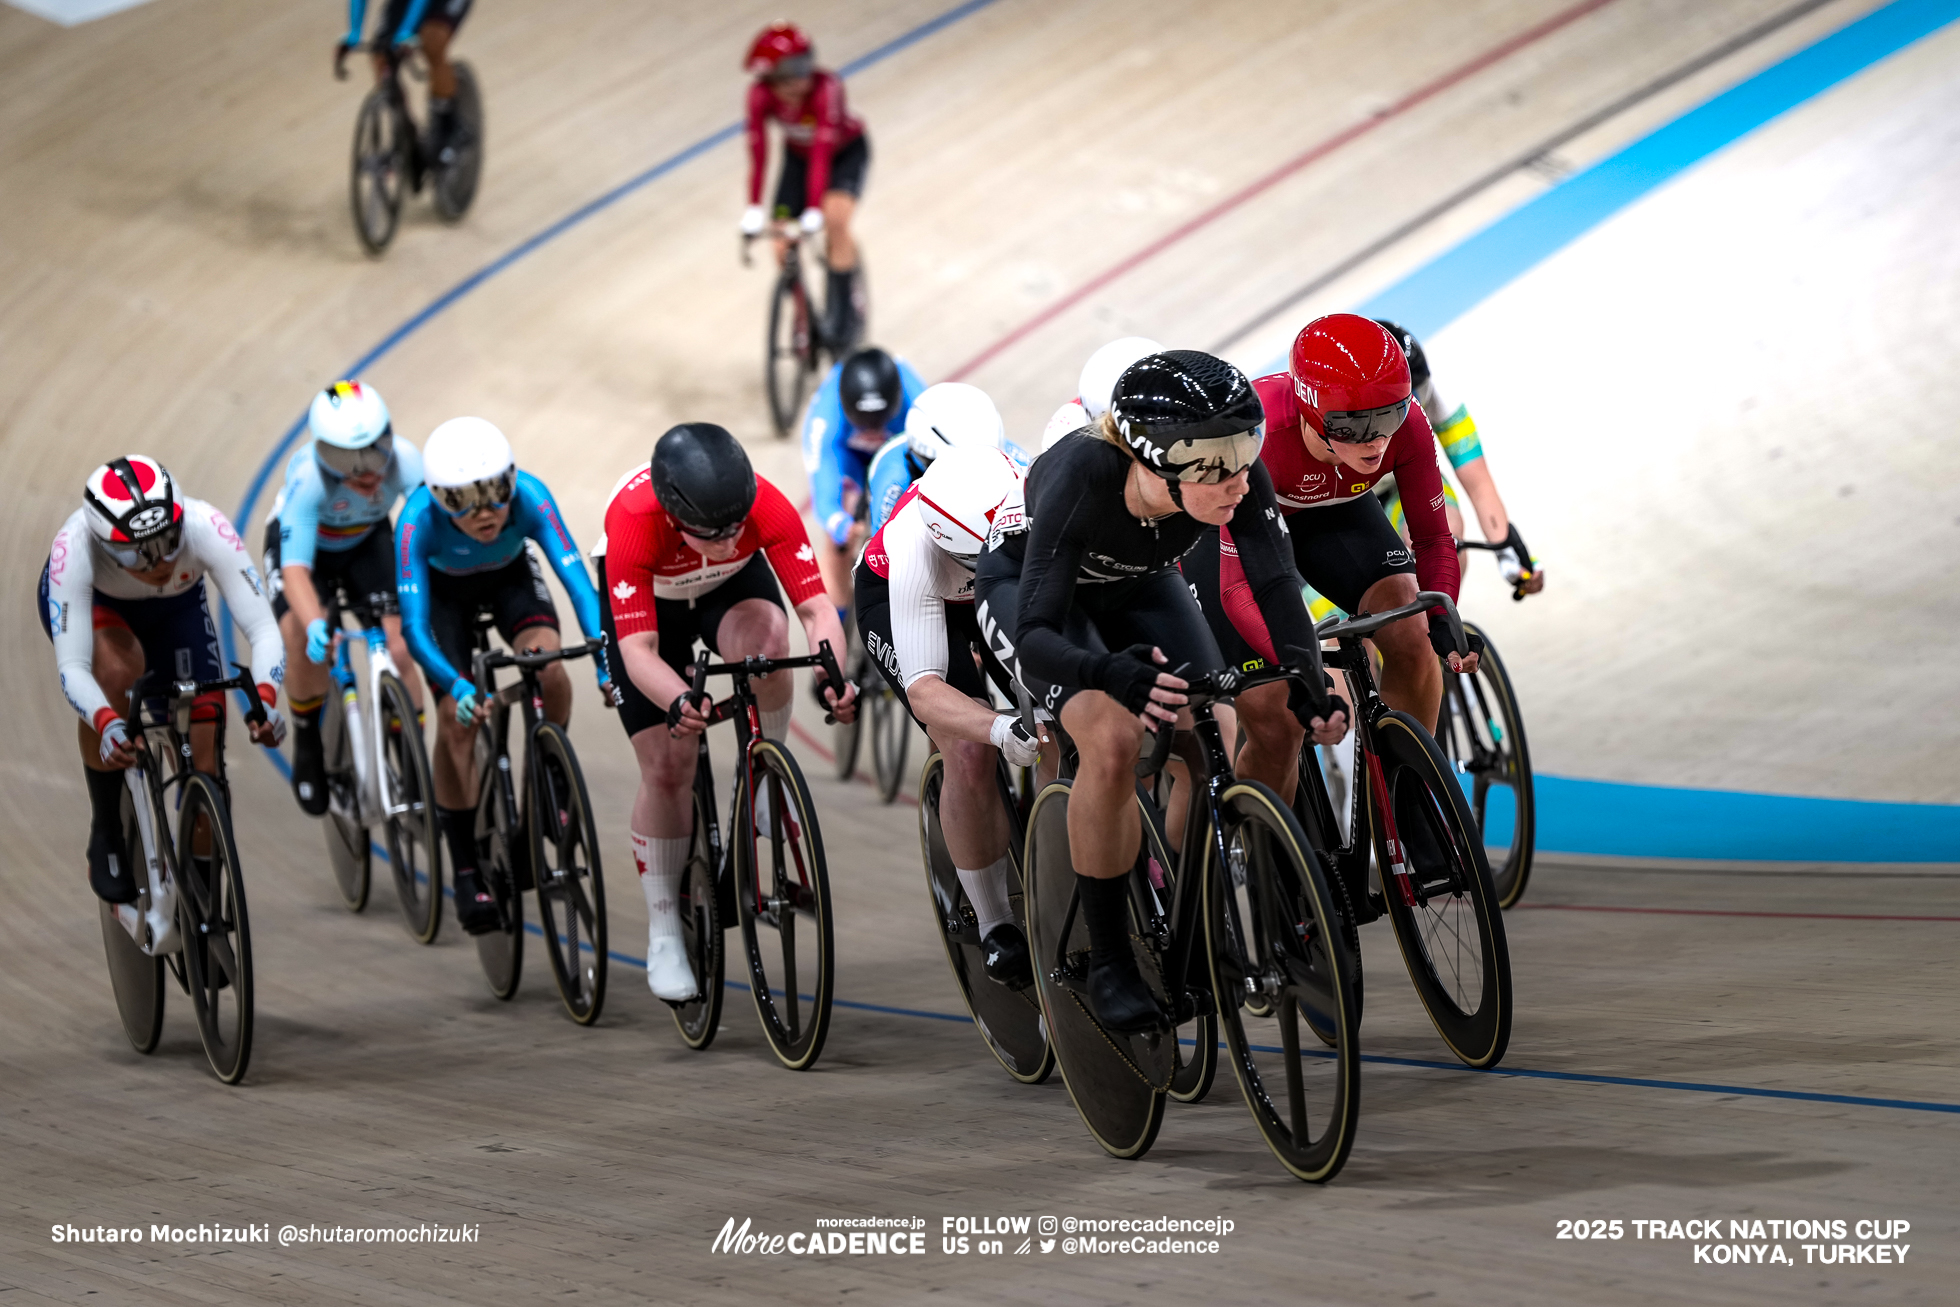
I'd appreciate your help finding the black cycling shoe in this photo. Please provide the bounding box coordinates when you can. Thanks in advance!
[87,826,139,905]
[1087,955,1167,1034]
[452,870,501,936]
[981,924,1034,990]
[289,722,329,817]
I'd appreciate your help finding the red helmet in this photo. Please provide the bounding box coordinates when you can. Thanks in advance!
[746,23,813,77]
[1289,313,1413,442]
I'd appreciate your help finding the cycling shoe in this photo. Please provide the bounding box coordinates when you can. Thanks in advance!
[452,870,501,935]
[645,934,698,1004]
[87,826,139,905]
[1087,955,1166,1034]
[289,721,329,817]
[981,924,1034,990]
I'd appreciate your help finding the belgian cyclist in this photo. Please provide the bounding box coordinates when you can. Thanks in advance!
[395,418,613,934]
[741,22,870,348]
[265,381,425,816]
[1038,336,1162,454]
[863,381,1013,535]
[801,346,926,609]
[857,446,1040,986]
[595,423,857,1002]
[974,352,1342,1033]
[336,1,474,167]
[42,458,286,904]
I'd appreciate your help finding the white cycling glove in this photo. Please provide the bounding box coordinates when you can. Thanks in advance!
[260,705,288,748]
[740,204,767,237]
[989,713,1041,768]
[798,206,825,235]
[98,716,130,765]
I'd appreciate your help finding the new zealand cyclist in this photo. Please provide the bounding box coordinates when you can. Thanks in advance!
[857,446,1040,986]
[395,418,613,935]
[265,381,425,816]
[596,423,858,1002]
[1038,336,1162,454]
[336,1,474,165]
[863,381,1013,535]
[974,351,1342,1033]
[741,22,870,348]
[42,457,286,904]
[801,346,926,608]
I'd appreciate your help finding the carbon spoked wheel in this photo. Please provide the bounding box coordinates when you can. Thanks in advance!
[1206,782,1359,1182]
[101,787,164,1055]
[321,688,370,912]
[919,756,1052,1085]
[431,62,483,220]
[1023,782,1167,1160]
[1372,711,1512,1068]
[765,268,814,436]
[378,674,442,942]
[869,680,910,804]
[473,761,523,1002]
[177,774,253,1085]
[1439,622,1535,908]
[671,783,726,1049]
[530,724,606,1025]
[737,740,833,1069]
[350,89,406,254]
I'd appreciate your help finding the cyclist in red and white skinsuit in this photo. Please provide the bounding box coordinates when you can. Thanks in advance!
[594,423,855,1001]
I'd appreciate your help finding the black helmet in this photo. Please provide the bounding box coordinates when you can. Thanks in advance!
[651,423,757,538]
[1108,351,1265,484]
[1371,319,1431,389]
[838,347,903,430]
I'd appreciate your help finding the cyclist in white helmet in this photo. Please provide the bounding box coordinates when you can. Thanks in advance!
[1039,336,1163,453]
[862,381,1019,535]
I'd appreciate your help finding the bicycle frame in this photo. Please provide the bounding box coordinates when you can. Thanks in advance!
[324,596,416,832]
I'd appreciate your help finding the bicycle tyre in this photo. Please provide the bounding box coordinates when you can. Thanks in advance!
[671,775,726,1049]
[870,681,910,804]
[1440,622,1535,908]
[1206,781,1360,1182]
[473,739,523,1002]
[100,784,164,1055]
[321,687,370,912]
[737,739,834,1069]
[431,61,483,220]
[918,755,1053,1085]
[177,773,254,1085]
[765,266,813,436]
[378,673,443,942]
[832,635,866,781]
[529,722,606,1026]
[1371,710,1513,1068]
[350,87,405,255]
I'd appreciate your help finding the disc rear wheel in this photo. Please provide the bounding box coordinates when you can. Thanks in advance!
[100,785,163,1055]
[431,62,483,220]
[321,688,370,912]
[378,673,442,942]
[473,743,523,1002]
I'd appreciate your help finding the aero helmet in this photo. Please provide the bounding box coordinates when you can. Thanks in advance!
[904,382,1006,465]
[308,380,395,479]
[84,455,185,569]
[651,422,758,540]
[913,446,1023,563]
[837,348,903,430]
[1108,351,1265,484]
[424,417,517,515]
[1289,314,1413,444]
[746,23,813,79]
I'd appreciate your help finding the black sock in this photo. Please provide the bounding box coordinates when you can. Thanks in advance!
[437,805,478,878]
[85,766,126,836]
[1075,872,1135,969]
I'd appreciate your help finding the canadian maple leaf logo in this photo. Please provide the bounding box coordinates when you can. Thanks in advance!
[795,544,814,561]
[612,579,636,600]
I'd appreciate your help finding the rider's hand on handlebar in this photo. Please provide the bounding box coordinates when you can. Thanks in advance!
[818,674,858,725]
[740,204,768,238]
[989,713,1042,767]
[96,714,139,769]
[1427,616,1484,675]
[305,617,334,665]
[1095,643,1187,731]
[798,206,825,235]
[334,40,356,79]
[449,678,486,726]
[666,691,711,738]
[250,705,287,749]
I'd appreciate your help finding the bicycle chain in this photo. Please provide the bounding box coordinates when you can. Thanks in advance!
[1057,930,1176,1093]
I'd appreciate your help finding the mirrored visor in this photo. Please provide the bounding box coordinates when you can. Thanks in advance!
[1168,424,1265,484]
[1321,397,1411,444]
[430,467,517,517]
[315,428,395,479]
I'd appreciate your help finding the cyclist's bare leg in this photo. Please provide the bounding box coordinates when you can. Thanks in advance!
[714,597,793,722]
[513,626,570,726]
[419,21,457,100]
[1234,680,1303,799]
[1361,572,1441,728]
[378,614,424,707]
[431,692,477,811]
[933,731,1009,868]
[279,609,331,707]
[821,192,857,273]
[1059,690,1145,880]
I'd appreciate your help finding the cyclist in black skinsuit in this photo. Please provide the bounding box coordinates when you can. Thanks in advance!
[974,350,1346,1032]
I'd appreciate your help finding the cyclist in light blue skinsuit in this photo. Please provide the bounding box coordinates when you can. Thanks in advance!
[801,345,926,613]
[337,1,474,163]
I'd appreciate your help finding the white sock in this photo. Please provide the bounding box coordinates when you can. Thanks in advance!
[634,830,691,944]
[957,855,1017,938]
[760,702,791,742]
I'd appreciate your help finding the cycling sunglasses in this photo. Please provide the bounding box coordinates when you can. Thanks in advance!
[431,468,517,517]
[105,524,185,571]
[1321,397,1411,444]
[315,428,395,479]
[677,518,746,543]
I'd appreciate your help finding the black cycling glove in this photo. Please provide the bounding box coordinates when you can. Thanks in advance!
[1427,616,1486,662]
[1090,643,1166,715]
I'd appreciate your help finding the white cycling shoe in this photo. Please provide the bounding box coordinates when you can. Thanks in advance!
[645,933,698,1003]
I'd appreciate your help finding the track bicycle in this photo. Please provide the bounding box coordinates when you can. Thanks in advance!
[99,667,268,1084]
[666,642,845,1070]
[1444,539,1537,907]
[341,42,483,255]
[464,617,611,1024]
[742,223,866,437]
[828,550,909,803]
[317,584,443,940]
[1022,663,1361,1181]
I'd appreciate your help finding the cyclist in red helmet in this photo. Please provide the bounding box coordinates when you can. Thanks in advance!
[740,22,871,349]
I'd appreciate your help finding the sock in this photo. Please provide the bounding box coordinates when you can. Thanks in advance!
[437,805,478,878]
[635,830,691,943]
[957,855,1016,938]
[760,702,791,742]
[85,766,126,836]
[1075,872,1135,968]
[288,693,324,731]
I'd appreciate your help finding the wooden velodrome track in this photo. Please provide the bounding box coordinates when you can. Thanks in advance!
[3,1,1956,1302]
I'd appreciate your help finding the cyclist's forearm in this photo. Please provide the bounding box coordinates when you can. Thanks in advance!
[618,632,690,710]
[907,674,997,747]
[1453,457,1509,543]
[795,597,848,677]
[345,0,368,44]
[391,0,431,44]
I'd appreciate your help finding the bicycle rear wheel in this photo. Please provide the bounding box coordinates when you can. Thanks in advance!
[1372,710,1513,1068]
[832,633,866,781]
[431,62,483,220]
[870,680,910,804]
[1438,622,1535,908]
[350,89,406,254]
[530,723,606,1025]
[321,687,370,912]
[765,266,814,436]
[100,786,163,1054]
[737,739,834,1069]
[474,746,523,1002]
[378,673,442,942]
[671,775,726,1049]
[177,773,253,1085]
[1206,782,1359,1182]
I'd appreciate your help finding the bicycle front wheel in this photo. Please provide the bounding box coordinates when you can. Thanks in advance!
[350,88,406,254]
[378,673,442,943]
[530,722,607,1025]
[1438,622,1535,908]
[671,774,726,1049]
[177,773,253,1085]
[100,784,163,1054]
[737,739,834,1069]
[321,687,370,912]
[474,749,523,1002]
[764,266,814,436]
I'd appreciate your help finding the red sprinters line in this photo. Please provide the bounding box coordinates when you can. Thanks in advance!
[946,0,1623,382]
[1517,904,1960,923]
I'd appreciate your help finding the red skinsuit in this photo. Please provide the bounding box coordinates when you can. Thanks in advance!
[746,71,864,209]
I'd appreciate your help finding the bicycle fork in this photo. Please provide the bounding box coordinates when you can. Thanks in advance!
[116,769,180,956]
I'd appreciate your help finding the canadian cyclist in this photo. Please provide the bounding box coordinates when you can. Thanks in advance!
[41,458,286,904]
[863,381,1014,534]
[336,1,474,165]
[595,423,858,1001]
[265,381,425,816]
[741,22,870,349]
[974,352,1342,1032]
[1039,336,1162,453]
[857,446,1040,986]
[801,346,926,609]
[394,418,613,935]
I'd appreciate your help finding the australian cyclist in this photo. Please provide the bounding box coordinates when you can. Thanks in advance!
[863,381,1015,534]
[801,346,926,610]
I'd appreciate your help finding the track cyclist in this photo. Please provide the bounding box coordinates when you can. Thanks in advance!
[863,381,1015,534]
[801,346,926,610]
[1039,336,1162,453]
[266,381,425,816]
[594,422,857,1002]
[336,1,474,164]
[41,457,287,904]
[394,418,613,935]
[974,351,1343,1032]
[741,22,871,349]
[857,445,1039,985]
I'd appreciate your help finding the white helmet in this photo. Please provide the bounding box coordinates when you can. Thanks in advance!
[904,382,1006,465]
[1078,336,1163,420]
[424,416,516,515]
[1040,400,1090,453]
[913,446,1023,562]
[307,380,394,478]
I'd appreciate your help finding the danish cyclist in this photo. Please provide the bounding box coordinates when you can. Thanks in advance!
[1039,336,1162,454]
[265,381,425,816]
[741,22,871,349]
[394,418,613,935]
[801,346,926,609]
[857,446,1040,987]
[336,1,473,165]
[974,352,1342,1033]
[863,381,1013,535]
[595,423,857,1002]
[42,458,286,904]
